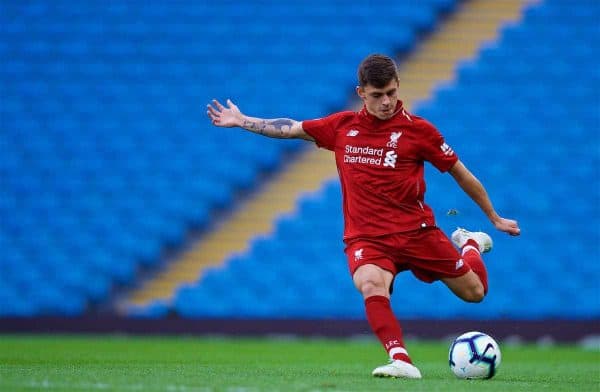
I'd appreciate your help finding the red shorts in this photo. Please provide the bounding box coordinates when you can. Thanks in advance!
[344,227,470,283]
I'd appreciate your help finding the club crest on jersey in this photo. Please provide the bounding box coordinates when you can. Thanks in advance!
[386,131,402,148]
[346,129,359,137]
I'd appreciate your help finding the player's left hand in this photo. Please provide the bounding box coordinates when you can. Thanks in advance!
[493,217,520,236]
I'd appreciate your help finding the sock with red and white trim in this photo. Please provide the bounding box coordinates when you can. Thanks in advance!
[462,239,488,294]
[364,295,412,364]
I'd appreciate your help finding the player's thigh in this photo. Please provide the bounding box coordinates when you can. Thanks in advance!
[399,228,469,282]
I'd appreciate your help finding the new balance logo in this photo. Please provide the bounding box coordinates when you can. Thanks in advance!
[441,142,454,156]
[346,129,359,137]
[455,259,464,270]
[383,151,397,168]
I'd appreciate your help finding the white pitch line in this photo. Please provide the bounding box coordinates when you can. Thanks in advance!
[1,380,275,392]
[0,379,216,392]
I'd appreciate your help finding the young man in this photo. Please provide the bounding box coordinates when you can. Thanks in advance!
[207,54,520,379]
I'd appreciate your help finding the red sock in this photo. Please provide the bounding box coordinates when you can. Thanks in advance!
[364,295,412,364]
[462,239,488,294]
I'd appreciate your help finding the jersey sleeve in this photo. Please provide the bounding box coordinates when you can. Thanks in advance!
[302,112,346,151]
[418,119,459,172]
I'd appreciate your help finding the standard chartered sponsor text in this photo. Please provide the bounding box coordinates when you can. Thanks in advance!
[344,145,385,165]
[345,145,384,156]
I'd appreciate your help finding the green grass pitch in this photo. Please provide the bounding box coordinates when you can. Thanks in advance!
[0,335,598,391]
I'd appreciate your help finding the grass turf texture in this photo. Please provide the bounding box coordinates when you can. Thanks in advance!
[0,335,598,391]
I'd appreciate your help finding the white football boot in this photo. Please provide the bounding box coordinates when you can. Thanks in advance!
[451,228,493,253]
[372,360,422,379]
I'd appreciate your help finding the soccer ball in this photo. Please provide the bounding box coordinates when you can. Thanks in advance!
[448,331,501,379]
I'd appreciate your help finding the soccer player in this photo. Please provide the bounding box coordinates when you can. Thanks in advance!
[206,54,520,379]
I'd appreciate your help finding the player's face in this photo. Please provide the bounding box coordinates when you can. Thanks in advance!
[357,80,400,120]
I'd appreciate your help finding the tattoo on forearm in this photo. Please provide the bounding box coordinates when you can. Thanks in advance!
[242,118,294,138]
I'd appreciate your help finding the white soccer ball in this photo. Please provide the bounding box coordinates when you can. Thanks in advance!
[448,331,501,379]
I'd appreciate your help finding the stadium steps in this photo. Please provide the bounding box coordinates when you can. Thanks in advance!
[122,0,531,310]
[124,148,336,307]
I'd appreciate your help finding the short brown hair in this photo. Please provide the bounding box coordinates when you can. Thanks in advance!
[357,54,399,88]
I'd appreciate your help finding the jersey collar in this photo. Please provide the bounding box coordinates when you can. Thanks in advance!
[359,100,406,123]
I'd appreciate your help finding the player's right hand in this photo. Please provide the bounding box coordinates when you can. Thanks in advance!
[207,99,243,127]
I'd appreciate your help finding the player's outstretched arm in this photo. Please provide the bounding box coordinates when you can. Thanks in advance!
[449,160,521,236]
[207,99,314,141]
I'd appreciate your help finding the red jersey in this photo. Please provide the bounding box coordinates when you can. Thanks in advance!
[302,102,458,242]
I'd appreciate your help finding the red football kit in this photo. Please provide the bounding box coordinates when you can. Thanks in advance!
[303,101,471,282]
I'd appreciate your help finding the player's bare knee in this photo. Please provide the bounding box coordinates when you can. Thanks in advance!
[357,279,386,298]
[464,284,485,303]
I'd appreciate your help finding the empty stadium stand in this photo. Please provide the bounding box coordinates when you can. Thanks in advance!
[167,0,599,320]
[1,0,598,322]
[0,0,458,316]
